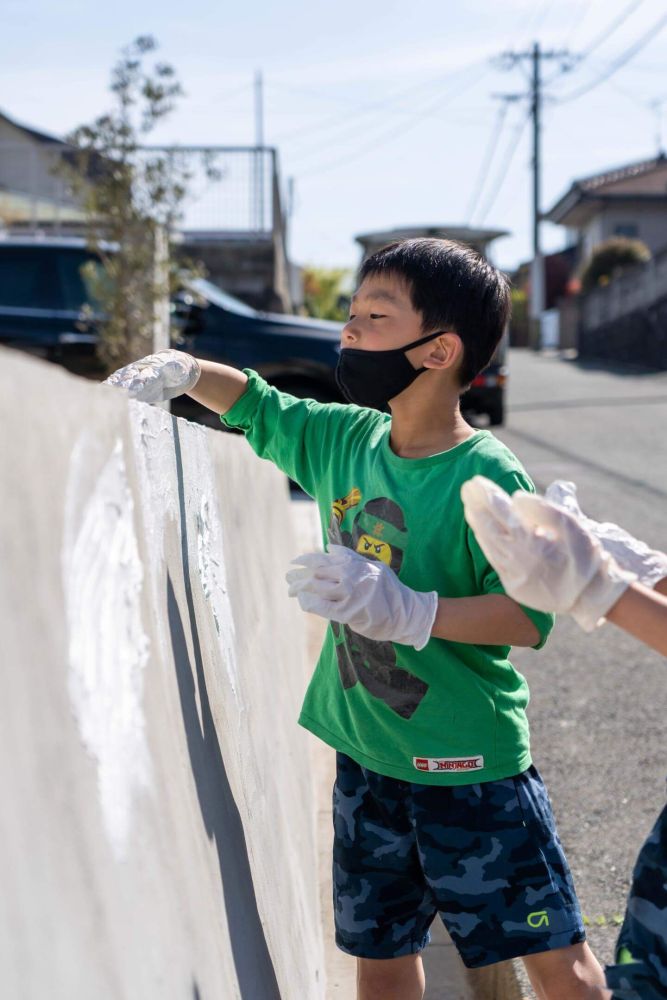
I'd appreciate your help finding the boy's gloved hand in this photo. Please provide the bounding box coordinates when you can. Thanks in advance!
[461,476,636,632]
[286,544,438,650]
[103,349,201,403]
[545,480,667,589]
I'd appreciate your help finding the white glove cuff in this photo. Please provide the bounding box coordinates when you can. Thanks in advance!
[410,591,439,651]
[570,553,636,632]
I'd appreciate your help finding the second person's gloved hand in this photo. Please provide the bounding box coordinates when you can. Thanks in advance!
[545,480,667,589]
[286,544,438,650]
[461,476,637,631]
[103,349,201,403]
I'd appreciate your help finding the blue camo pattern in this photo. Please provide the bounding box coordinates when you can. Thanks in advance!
[333,753,585,968]
[606,801,667,1000]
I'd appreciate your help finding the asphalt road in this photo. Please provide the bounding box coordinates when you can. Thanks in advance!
[491,350,667,993]
[299,349,667,999]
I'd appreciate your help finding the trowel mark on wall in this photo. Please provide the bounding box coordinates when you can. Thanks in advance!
[62,436,152,861]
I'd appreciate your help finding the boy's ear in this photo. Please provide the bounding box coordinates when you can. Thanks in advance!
[421,332,463,372]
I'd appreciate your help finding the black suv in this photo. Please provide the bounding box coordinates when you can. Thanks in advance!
[0,237,505,424]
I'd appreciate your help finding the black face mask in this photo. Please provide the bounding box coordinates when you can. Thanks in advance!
[335,331,444,410]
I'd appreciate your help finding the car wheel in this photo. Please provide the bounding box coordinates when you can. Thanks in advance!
[487,398,505,426]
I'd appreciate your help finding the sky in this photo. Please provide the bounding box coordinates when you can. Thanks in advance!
[3,0,667,274]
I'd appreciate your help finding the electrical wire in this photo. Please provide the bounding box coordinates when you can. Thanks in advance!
[273,59,487,148]
[466,101,511,224]
[476,110,531,224]
[521,0,557,47]
[579,0,646,58]
[207,81,253,105]
[293,66,491,180]
[285,61,487,168]
[561,0,595,47]
[545,0,646,86]
[555,10,667,102]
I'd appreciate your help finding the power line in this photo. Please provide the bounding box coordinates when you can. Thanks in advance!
[466,101,511,224]
[477,111,531,224]
[561,0,595,47]
[520,0,557,48]
[545,0,646,85]
[497,44,573,317]
[579,0,646,58]
[273,59,487,148]
[294,66,491,180]
[556,10,667,103]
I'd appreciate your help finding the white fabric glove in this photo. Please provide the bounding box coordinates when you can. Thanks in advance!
[103,349,201,403]
[545,480,667,589]
[286,544,438,650]
[461,476,636,632]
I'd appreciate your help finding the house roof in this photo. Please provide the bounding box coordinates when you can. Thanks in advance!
[355,225,509,255]
[546,153,667,226]
[0,109,67,147]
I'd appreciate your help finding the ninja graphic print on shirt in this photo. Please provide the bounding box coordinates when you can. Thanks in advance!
[327,490,429,720]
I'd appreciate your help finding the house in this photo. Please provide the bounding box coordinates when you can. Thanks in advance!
[0,109,295,312]
[545,154,667,260]
[0,109,86,231]
[355,225,508,262]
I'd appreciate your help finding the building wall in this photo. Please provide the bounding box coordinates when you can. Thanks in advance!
[0,119,81,226]
[179,235,293,313]
[0,347,325,999]
[581,203,667,259]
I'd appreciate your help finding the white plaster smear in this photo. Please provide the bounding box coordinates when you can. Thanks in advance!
[129,404,178,661]
[129,406,241,704]
[185,425,242,705]
[62,436,152,860]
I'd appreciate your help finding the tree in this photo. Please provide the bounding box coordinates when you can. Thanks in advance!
[580,236,651,294]
[302,267,352,322]
[63,36,216,370]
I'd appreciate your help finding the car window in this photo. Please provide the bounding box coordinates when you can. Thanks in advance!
[56,250,102,311]
[187,277,257,316]
[0,248,61,309]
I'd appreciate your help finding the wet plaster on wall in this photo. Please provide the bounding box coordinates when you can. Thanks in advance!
[62,433,152,861]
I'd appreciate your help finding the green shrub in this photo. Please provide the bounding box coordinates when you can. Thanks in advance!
[580,236,651,294]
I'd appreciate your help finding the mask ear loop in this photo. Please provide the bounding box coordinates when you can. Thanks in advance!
[401,330,446,371]
[401,330,446,352]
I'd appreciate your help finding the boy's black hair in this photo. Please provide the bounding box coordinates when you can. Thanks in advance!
[358,238,511,388]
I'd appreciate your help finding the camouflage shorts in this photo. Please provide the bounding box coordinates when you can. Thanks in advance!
[606,800,667,1000]
[332,753,585,967]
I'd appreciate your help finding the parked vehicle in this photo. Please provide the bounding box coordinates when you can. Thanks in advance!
[0,236,506,424]
[464,338,507,427]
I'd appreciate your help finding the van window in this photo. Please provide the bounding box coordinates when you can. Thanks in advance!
[56,250,101,310]
[0,248,60,309]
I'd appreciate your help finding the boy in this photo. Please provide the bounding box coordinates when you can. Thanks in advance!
[105,238,606,999]
[462,474,667,999]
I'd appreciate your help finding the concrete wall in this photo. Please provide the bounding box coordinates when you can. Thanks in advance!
[579,290,667,369]
[581,244,667,331]
[0,348,325,999]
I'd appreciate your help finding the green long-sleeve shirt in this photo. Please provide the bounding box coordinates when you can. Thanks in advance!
[222,371,554,785]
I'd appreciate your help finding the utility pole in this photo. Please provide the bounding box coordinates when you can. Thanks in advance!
[254,70,265,231]
[531,42,543,322]
[649,97,665,156]
[254,69,264,148]
[497,43,575,331]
